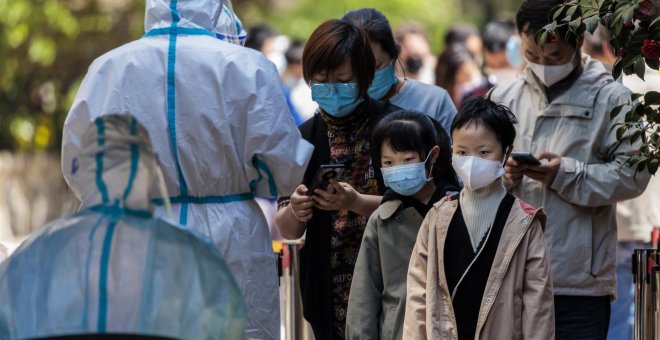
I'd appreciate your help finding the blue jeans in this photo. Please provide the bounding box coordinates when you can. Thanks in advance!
[555,295,611,340]
[607,241,648,340]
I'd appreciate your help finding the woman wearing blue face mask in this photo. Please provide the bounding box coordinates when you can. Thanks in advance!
[343,8,457,136]
[404,96,554,339]
[274,19,400,340]
[346,110,459,340]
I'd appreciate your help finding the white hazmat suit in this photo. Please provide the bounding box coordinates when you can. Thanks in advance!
[62,1,313,338]
[0,114,247,339]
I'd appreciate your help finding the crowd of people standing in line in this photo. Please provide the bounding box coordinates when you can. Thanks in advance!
[0,0,657,339]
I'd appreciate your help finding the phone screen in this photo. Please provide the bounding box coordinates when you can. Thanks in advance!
[307,165,345,195]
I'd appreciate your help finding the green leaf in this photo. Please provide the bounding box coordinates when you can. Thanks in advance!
[634,58,646,81]
[617,126,626,141]
[584,16,600,33]
[622,5,635,23]
[645,91,660,106]
[646,57,660,71]
[536,30,548,50]
[649,158,659,175]
[613,58,624,79]
[651,15,660,28]
[632,93,644,101]
[569,18,583,32]
[610,104,625,119]
[566,5,578,20]
[630,130,642,144]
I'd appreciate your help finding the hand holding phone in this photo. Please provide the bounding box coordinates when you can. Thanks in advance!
[307,164,345,196]
[511,152,541,166]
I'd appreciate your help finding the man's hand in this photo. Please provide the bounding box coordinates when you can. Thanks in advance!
[504,156,526,188]
[525,152,561,187]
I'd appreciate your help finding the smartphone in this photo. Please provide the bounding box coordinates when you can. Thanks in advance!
[307,164,345,195]
[511,152,541,166]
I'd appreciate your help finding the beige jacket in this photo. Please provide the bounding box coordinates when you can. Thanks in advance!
[403,197,554,340]
[490,56,650,296]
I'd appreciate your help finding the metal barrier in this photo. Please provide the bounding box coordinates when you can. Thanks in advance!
[279,240,314,340]
[633,249,660,340]
[654,266,660,340]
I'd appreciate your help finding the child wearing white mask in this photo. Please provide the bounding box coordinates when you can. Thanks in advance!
[404,96,554,339]
[346,110,460,340]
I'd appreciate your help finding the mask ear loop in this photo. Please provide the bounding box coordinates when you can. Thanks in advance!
[501,146,510,166]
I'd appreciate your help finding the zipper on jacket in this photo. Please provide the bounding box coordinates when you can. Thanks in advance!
[450,221,496,300]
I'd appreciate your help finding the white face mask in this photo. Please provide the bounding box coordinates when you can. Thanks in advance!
[452,150,507,191]
[527,51,577,87]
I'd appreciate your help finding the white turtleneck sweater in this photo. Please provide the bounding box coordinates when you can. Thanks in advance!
[459,179,507,252]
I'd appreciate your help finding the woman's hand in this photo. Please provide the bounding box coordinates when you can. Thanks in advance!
[312,179,359,211]
[290,184,314,222]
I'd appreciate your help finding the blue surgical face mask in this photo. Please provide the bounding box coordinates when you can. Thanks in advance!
[311,82,364,118]
[368,63,397,100]
[381,152,433,196]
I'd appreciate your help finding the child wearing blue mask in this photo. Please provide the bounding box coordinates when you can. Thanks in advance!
[346,110,459,340]
[403,96,554,339]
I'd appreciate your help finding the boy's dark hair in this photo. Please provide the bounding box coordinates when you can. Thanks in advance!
[451,95,518,153]
[372,110,460,188]
[303,20,375,99]
[343,8,401,61]
[516,0,579,47]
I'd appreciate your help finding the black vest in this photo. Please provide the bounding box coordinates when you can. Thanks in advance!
[444,194,515,340]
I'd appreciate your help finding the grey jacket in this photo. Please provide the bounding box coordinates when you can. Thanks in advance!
[491,56,650,297]
[346,199,424,340]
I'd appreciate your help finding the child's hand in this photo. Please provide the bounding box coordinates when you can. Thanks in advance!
[312,179,358,211]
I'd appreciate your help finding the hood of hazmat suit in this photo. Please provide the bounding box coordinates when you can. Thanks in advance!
[61,1,313,339]
[0,114,247,340]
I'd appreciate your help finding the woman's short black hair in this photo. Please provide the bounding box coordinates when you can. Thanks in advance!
[516,0,579,47]
[372,110,460,188]
[302,20,375,98]
[451,95,518,153]
[342,8,400,61]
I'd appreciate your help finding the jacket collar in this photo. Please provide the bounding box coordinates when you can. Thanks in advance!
[520,55,614,108]
[378,200,403,220]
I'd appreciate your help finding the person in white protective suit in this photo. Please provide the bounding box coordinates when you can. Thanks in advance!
[61,1,313,339]
[0,114,247,340]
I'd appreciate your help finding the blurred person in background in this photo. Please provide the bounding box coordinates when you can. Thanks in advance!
[343,8,457,134]
[246,24,290,74]
[583,25,616,72]
[282,39,317,125]
[61,1,313,338]
[435,44,492,109]
[275,19,400,340]
[395,22,436,85]
[584,24,660,340]
[483,20,520,86]
[445,24,484,67]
